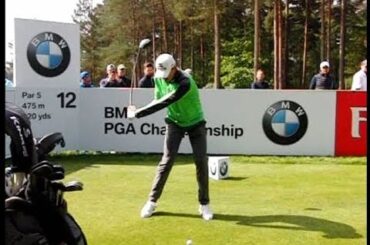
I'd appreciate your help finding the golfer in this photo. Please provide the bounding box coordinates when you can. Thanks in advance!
[128,53,213,220]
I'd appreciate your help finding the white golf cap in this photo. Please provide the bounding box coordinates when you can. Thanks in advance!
[106,64,116,71]
[320,61,330,68]
[155,53,176,78]
[117,64,126,70]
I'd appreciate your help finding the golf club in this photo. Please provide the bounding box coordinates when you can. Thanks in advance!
[129,38,151,106]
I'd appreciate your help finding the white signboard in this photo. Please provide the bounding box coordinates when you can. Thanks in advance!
[14,88,80,150]
[6,88,337,156]
[78,88,166,152]
[201,90,336,155]
[14,18,80,88]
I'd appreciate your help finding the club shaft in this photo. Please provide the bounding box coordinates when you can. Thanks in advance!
[130,49,141,105]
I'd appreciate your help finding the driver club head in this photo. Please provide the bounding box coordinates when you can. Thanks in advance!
[139,39,151,49]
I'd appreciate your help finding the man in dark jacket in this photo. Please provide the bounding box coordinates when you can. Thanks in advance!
[99,64,120,87]
[138,62,155,88]
[309,61,337,90]
[116,64,131,87]
[251,69,270,89]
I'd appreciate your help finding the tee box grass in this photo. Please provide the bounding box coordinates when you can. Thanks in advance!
[52,154,366,245]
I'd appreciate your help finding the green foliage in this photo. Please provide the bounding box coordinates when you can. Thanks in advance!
[341,3,367,81]
[220,39,254,88]
[73,0,367,89]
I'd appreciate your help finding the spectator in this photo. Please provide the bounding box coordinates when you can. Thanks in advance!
[309,61,337,90]
[116,64,131,87]
[80,71,94,88]
[351,59,367,91]
[99,64,119,87]
[251,69,270,89]
[138,62,155,88]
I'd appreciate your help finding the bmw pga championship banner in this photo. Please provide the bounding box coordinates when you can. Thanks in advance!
[14,18,79,88]
[10,88,338,156]
[6,87,365,156]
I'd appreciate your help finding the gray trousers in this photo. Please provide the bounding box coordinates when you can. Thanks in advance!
[148,121,210,205]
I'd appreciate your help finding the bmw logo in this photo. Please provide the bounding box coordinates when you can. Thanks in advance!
[219,161,228,176]
[27,32,70,77]
[262,100,308,145]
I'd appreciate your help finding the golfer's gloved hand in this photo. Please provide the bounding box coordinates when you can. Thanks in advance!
[127,105,136,120]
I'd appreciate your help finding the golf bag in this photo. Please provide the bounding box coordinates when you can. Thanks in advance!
[5,102,87,245]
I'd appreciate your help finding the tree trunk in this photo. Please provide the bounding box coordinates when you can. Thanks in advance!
[253,0,260,78]
[301,0,310,89]
[273,1,279,89]
[152,24,156,63]
[131,0,139,87]
[283,0,289,88]
[179,20,183,68]
[320,0,326,61]
[174,23,178,60]
[274,0,283,89]
[159,0,168,52]
[200,33,205,84]
[190,19,194,71]
[151,0,157,63]
[214,0,221,88]
[326,0,332,61]
[339,0,346,89]
[278,0,284,89]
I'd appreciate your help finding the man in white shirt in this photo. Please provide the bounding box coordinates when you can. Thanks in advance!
[351,59,367,91]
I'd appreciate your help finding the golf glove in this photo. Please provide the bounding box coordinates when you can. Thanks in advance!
[127,105,136,120]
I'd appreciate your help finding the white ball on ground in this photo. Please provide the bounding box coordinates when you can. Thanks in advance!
[186,240,193,245]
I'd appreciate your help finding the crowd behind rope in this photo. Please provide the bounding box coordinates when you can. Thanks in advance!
[78,59,366,91]
[4,59,366,91]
